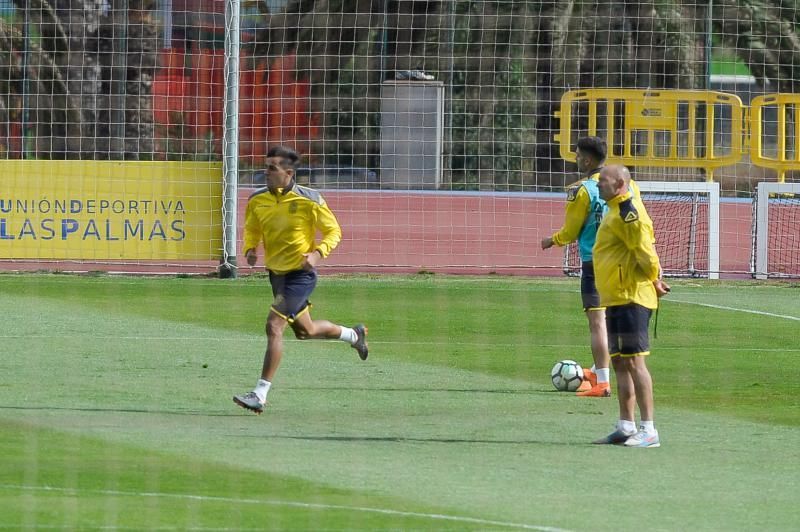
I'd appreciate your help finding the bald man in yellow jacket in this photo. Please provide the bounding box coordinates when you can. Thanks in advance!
[592,165,670,448]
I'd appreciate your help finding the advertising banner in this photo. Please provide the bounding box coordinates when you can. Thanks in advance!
[0,161,223,260]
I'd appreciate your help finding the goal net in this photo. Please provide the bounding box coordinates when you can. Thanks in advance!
[564,181,720,279]
[5,2,800,530]
[0,1,790,278]
[752,182,800,279]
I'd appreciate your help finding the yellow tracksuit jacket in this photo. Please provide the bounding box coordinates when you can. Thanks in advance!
[552,175,641,257]
[592,189,661,310]
[243,181,342,274]
[551,171,604,262]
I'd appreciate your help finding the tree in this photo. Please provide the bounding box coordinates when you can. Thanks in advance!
[248,0,447,172]
[249,0,717,189]
[714,0,800,93]
[6,0,798,179]
[2,0,157,159]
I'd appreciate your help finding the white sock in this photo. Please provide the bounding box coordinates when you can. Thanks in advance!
[640,420,655,433]
[339,326,358,345]
[254,379,271,403]
[596,368,611,384]
[619,419,637,433]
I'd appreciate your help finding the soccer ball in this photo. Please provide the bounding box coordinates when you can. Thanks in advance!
[551,360,584,392]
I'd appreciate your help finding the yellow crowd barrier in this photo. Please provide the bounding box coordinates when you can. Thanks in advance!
[556,88,795,183]
[749,93,800,183]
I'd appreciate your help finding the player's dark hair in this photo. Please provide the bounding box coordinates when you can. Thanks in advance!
[576,136,607,164]
[267,146,300,168]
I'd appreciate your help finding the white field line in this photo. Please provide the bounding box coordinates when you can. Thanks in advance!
[669,298,800,321]
[0,484,569,532]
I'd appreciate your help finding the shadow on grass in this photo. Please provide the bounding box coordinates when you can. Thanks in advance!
[0,405,241,417]
[284,386,555,395]
[249,434,578,446]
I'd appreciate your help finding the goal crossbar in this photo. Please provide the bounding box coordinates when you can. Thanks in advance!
[638,180,720,280]
[564,180,720,279]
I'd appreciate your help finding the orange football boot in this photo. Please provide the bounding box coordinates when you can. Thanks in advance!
[576,382,611,397]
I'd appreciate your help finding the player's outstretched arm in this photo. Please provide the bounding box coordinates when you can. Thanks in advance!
[550,185,590,247]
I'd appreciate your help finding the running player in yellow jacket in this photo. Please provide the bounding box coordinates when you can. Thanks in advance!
[592,165,670,447]
[233,146,368,414]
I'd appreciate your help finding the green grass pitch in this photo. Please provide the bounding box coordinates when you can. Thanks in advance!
[0,273,798,530]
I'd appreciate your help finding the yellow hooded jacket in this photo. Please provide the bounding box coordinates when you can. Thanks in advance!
[592,189,661,310]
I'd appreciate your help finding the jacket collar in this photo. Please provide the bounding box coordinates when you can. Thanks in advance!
[586,167,604,180]
[607,189,633,207]
[271,179,295,196]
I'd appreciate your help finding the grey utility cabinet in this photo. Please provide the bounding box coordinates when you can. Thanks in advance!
[380,80,444,189]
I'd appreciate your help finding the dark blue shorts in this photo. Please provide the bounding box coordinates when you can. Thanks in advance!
[606,303,652,357]
[268,269,317,321]
[581,261,602,310]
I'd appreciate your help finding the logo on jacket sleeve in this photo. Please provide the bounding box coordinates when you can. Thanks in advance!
[619,198,639,223]
[566,186,579,202]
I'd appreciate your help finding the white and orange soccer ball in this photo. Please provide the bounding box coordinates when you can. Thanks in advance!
[550,360,584,392]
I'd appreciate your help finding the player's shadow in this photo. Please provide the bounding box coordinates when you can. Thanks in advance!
[0,405,243,417]
[285,386,552,395]
[0,405,597,445]
[252,434,573,446]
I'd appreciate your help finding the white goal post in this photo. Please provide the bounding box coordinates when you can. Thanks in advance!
[639,181,720,280]
[564,180,720,280]
[221,0,241,278]
[753,182,800,280]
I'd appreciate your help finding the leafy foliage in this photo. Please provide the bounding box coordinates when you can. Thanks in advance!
[4,0,800,184]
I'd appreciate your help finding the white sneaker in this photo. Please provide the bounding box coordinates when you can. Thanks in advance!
[624,429,660,448]
[233,391,266,414]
